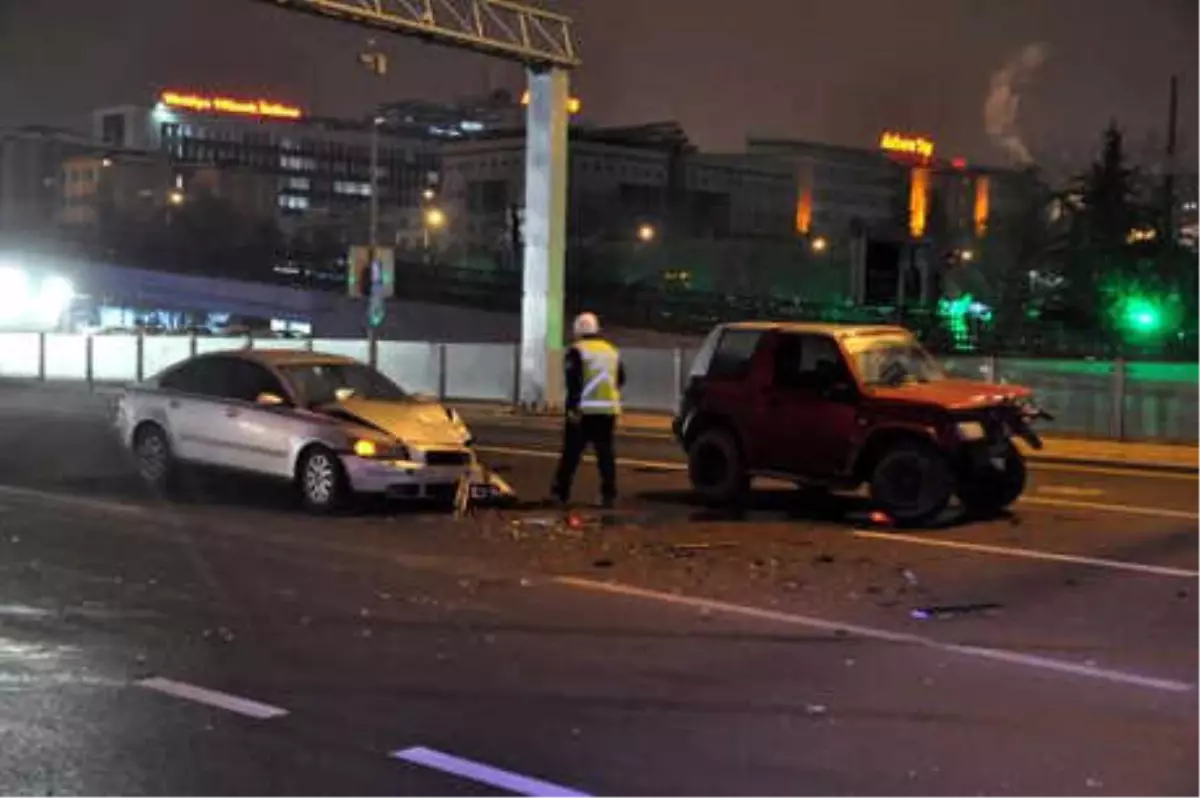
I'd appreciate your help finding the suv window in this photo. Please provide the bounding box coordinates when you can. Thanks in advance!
[773,333,850,391]
[707,330,763,378]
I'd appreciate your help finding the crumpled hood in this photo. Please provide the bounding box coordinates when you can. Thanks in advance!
[325,397,470,446]
[869,379,1031,411]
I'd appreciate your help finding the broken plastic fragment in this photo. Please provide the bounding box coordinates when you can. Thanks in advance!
[911,602,1002,620]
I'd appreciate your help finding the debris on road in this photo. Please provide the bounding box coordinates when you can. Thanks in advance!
[804,703,828,716]
[673,541,738,552]
[910,603,1002,620]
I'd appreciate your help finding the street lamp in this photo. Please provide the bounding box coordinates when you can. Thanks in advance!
[368,114,384,269]
[423,207,446,250]
[811,235,828,254]
[636,223,656,243]
[167,190,185,206]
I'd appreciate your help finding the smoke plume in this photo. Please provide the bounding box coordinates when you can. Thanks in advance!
[984,43,1049,165]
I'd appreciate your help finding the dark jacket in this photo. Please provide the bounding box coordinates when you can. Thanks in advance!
[564,336,626,412]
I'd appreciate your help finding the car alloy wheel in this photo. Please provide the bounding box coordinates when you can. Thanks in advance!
[299,446,346,513]
[134,426,171,489]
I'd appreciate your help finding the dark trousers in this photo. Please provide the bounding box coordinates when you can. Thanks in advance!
[551,414,617,503]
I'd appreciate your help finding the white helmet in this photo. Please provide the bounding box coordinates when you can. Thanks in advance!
[573,312,600,338]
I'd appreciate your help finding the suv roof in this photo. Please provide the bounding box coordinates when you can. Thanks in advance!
[719,321,911,341]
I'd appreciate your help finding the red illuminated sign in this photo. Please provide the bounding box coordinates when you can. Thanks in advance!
[160,91,303,120]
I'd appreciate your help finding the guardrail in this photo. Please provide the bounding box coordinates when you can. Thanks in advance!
[1,331,1195,444]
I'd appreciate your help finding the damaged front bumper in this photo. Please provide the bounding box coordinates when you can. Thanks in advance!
[340,455,515,504]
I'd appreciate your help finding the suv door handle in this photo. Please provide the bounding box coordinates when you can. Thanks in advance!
[224,408,240,418]
[169,400,181,410]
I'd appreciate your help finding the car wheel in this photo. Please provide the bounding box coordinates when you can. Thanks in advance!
[957,442,1027,517]
[133,423,174,492]
[869,442,953,526]
[298,445,348,514]
[687,427,748,506]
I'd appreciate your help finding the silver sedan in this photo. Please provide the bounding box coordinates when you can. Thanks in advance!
[114,349,487,512]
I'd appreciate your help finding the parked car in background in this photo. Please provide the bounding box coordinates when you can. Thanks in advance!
[673,322,1052,525]
[114,349,483,512]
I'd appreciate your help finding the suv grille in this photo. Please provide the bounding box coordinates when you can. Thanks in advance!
[425,450,470,466]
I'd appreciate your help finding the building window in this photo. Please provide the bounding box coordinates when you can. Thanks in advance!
[334,180,372,196]
[278,195,310,211]
[284,177,311,191]
[281,155,316,172]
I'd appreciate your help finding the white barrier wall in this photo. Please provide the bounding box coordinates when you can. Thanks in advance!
[0,332,1195,443]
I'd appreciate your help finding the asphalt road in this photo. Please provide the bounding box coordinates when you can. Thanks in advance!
[0,384,1195,796]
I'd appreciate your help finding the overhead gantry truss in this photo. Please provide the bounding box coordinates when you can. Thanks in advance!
[254,0,580,69]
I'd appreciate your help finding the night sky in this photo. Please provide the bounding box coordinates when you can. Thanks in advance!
[0,0,1194,172]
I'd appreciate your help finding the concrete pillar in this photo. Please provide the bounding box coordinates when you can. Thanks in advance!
[519,66,569,409]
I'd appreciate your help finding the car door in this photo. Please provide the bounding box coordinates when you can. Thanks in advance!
[215,358,302,478]
[157,357,235,466]
[762,333,860,478]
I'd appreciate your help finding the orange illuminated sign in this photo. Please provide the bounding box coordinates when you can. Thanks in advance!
[160,91,303,120]
[880,131,935,160]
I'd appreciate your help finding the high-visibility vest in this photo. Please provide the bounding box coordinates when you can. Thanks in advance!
[575,338,622,415]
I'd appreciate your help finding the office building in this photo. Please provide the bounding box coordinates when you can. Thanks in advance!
[0,126,101,233]
[89,90,440,237]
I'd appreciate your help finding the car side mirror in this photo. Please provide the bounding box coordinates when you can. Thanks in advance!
[256,392,285,407]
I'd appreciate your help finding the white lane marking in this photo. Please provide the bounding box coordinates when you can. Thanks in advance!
[476,446,1197,520]
[1019,496,1198,520]
[474,417,1199,480]
[137,677,289,719]
[851,530,1199,579]
[392,746,590,797]
[1037,485,1104,497]
[477,445,686,472]
[0,484,147,516]
[556,577,1195,693]
[1028,461,1198,481]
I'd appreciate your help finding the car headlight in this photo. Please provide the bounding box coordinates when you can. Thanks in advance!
[352,439,410,460]
[956,421,987,441]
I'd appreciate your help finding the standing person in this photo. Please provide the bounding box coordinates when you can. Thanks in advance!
[550,312,625,508]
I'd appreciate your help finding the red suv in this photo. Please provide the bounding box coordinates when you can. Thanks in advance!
[673,322,1052,524]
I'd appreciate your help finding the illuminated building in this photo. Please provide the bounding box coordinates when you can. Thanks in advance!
[0,126,101,232]
[439,123,794,254]
[750,132,1039,308]
[90,90,439,230]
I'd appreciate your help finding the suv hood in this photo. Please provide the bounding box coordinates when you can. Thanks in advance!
[321,397,470,446]
[868,379,1031,411]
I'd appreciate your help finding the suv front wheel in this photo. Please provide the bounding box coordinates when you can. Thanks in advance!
[687,427,749,506]
[957,441,1026,517]
[869,442,953,525]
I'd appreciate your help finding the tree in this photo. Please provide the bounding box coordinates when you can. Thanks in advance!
[1055,121,1146,330]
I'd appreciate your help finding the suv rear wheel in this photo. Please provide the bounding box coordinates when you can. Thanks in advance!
[687,427,749,506]
[869,442,953,525]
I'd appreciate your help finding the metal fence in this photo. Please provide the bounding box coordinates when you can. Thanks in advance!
[1,332,1196,444]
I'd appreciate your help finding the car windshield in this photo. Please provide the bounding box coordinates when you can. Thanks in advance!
[279,362,409,406]
[849,338,946,386]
